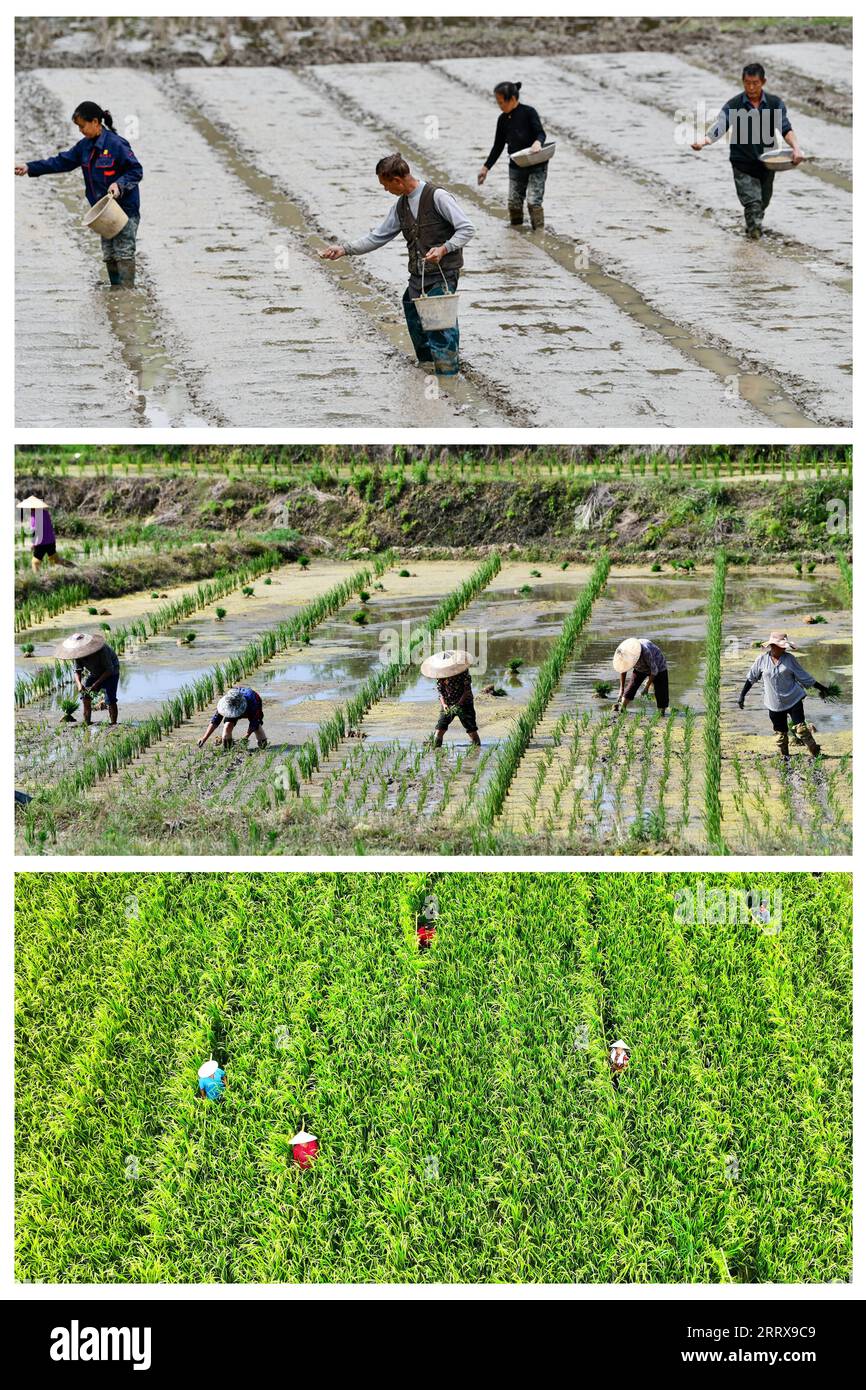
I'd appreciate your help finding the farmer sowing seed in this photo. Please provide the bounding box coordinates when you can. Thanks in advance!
[478,81,550,229]
[691,64,804,240]
[15,101,143,286]
[198,686,267,751]
[612,638,669,714]
[319,154,475,377]
[55,631,120,725]
[421,650,482,747]
[20,495,58,573]
[197,1060,226,1102]
[738,631,829,759]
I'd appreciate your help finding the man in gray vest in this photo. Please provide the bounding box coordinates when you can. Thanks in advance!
[320,153,475,377]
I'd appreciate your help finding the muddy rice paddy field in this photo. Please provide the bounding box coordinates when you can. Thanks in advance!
[15,544,852,857]
[15,35,852,427]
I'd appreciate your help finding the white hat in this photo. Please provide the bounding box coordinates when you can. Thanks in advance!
[198,1059,219,1079]
[420,649,474,679]
[612,639,642,674]
[291,1129,317,1145]
[54,631,106,660]
[217,688,248,719]
[610,1040,629,1052]
[762,630,801,652]
[19,495,48,509]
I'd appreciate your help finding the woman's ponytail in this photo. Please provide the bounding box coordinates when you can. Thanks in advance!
[72,100,113,129]
[494,81,522,102]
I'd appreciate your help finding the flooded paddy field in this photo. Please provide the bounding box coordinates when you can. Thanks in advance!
[16,558,851,857]
[15,36,851,427]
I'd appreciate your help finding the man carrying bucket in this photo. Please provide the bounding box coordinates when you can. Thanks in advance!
[319,154,475,377]
[612,638,669,715]
[421,649,482,746]
[15,100,143,286]
[691,64,804,240]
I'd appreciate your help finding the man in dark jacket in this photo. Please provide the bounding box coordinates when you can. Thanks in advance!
[691,63,804,238]
[319,154,475,376]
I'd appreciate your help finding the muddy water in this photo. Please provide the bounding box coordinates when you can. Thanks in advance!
[552,54,853,242]
[179,64,763,428]
[21,559,361,722]
[26,68,467,429]
[434,55,851,424]
[15,96,136,427]
[16,75,207,426]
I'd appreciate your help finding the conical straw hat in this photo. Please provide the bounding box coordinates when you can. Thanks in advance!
[54,631,106,660]
[612,638,642,673]
[291,1129,317,1145]
[198,1059,219,1079]
[420,649,473,679]
[19,495,48,509]
[762,630,800,652]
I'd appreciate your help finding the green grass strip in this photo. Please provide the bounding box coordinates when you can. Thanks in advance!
[33,553,393,806]
[703,549,727,854]
[15,582,91,635]
[834,545,852,602]
[474,552,611,828]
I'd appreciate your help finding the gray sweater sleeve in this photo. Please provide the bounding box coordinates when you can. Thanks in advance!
[343,202,401,256]
[434,188,476,252]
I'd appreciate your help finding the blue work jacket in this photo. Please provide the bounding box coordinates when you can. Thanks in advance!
[27,124,142,217]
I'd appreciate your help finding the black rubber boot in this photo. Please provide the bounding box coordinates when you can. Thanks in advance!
[528,204,544,230]
[116,258,136,288]
[508,204,524,226]
[105,259,121,287]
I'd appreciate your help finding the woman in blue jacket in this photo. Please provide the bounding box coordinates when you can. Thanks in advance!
[15,100,143,287]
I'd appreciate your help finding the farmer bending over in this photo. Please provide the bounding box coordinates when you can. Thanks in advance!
[55,631,120,725]
[421,650,481,747]
[612,638,669,714]
[738,631,829,759]
[15,100,143,286]
[319,154,475,377]
[197,1059,226,1102]
[478,80,550,229]
[691,63,803,240]
[198,686,267,750]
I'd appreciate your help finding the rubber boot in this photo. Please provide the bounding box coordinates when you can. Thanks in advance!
[254,728,268,748]
[108,703,119,726]
[105,259,121,287]
[116,257,136,288]
[528,204,544,230]
[508,204,524,226]
[795,722,822,757]
[775,729,790,759]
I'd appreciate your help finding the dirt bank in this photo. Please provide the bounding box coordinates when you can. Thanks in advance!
[14,464,851,568]
[15,536,294,606]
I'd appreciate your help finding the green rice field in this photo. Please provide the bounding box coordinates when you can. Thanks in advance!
[15,871,851,1284]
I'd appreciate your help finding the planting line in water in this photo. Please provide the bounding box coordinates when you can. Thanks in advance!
[15,549,286,708]
[269,553,503,795]
[31,555,393,810]
[703,551,727,855]
[15,582,90,634]
[473,554,611,830]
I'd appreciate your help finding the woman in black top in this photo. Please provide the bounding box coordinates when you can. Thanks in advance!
[477,81,549,229]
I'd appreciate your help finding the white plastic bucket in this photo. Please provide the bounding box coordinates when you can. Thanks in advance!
[414,261,460,331]
[510,141,556,168]
[82,194,128,238]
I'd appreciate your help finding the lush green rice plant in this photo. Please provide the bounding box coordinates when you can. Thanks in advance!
[703,550,727,853]
[15,582,90,634]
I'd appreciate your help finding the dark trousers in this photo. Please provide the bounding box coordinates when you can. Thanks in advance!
[732,166,775,231]
[624,668,669,710]
[769,700,805,733]
[403,269,460,376]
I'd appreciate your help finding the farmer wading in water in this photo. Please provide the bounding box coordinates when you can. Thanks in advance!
[15,100,143,286]
[612,637,669,715]
[421,649,481,747]
[691,63,803,239]
[320,154,475,377]
[738,631,829,759]
[478,81,549,229]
